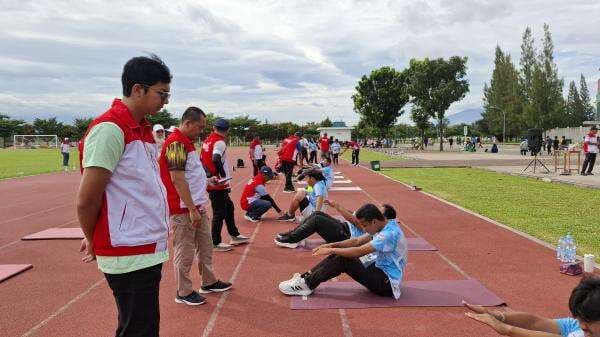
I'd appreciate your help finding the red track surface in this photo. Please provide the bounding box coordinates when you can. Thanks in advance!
[0,148,587,337]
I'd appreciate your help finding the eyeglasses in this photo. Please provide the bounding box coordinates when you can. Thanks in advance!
[140,84,170,101]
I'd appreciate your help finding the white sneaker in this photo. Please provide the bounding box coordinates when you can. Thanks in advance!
[274,237,299,249]
[278,273,302,289]
[279,274,312,296]
[230,235,250,246]
[213,243,233,252]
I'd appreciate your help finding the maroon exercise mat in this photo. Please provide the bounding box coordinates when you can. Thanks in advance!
[290,279,505,309]
[0,264,33,283]
[297,237,437,251]
[22,227,84,240]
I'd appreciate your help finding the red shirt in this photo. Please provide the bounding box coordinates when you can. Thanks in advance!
[320,136,330,152]
[278,135,300,162]
[201,132,228,191]
[240,174,265,210]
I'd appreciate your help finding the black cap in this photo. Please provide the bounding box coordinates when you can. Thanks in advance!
[260,166,276,178]
[214,118,230,130]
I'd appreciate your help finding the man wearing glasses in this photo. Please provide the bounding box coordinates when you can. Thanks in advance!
[77,54,172,337]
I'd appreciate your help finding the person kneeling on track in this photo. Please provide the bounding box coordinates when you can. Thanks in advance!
[278,204,407,299]
[276,169,327,222]
[464,276,600,337]
[274,200,396,249]
[240,166,282,222]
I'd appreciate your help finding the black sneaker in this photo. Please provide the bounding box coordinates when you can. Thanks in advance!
[283,187,296,193]
[277,230,293,239]
[199,280,233,294]
[581,172,588,176]
[175,291,206,306]
[587,172,594,176]
[277,213,295,222]
[274,235,298,249]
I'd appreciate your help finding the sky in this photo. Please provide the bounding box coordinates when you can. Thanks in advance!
[1,0,599,125]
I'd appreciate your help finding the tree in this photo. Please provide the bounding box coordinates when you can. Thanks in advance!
[352,66,409,139]
[33,117,64,135]
[527,24,565,130]
[481,46,523,140]
[519,27,536,103]
[146,109,179,128]
[0,114,26,145]
[410,106,432,146]
[565,81,584,126]
[320,117,333,127]
[579,74,596,122]
[407,56,469,151]
[73,117,93,140]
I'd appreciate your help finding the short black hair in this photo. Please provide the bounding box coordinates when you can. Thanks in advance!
[591,126,598,131]
[305,170,325,181]
[181,107,206,123]
[569,277,600,322]
[122,54,172,97]
[323,157,332,163]
[355,203,385,222]
[382,204,396,220]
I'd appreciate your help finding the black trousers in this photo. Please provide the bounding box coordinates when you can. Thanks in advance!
[351,149,360,165]
[582,153,597,174]
[304,255,393,297]
[280,161,295,190]
[287,211,349,243]
[104,264,163,337]
[333,153,339,165]
[309,151,317,163]
[208,189,240,245]
[62,152,69,166]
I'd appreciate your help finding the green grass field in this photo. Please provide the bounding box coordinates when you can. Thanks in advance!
[381,167,600,260]
[0,149,80,179]
[340,148,404,163]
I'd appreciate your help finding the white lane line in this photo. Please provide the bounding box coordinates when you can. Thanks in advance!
[21,278,105,337]
[201,174,282,337]
[330,187,362,191]
[0,202,72,225]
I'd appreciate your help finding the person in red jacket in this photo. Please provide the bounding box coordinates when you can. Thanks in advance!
[77,55,171,337]
[201,118,249,251]
[240,166,282,222]
[159,107,232,306]
[320,133,331,159]
[277,131,303,193]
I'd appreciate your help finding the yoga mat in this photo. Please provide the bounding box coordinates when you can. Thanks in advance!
[22,227,84,240]
[0,264,33,283]
[290,279,505,309]
[297,237,437,251]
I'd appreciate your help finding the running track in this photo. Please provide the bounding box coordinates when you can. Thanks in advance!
[0,147,587,337]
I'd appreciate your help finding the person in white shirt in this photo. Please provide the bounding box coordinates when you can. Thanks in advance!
[152,124,166,151]
[60,137,70,172]
[581,126,598,176]
[331,139,341,165]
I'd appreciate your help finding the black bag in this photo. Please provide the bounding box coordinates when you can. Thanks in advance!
[237,158,245,168]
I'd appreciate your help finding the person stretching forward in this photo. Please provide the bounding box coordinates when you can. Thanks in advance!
[279,204,407,299]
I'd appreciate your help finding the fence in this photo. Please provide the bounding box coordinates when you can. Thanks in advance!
[545,126,594,143]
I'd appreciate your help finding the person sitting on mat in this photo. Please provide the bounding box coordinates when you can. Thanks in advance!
[240,166,282,222]
[276,169,328,222]
[278,203,407,299]
[274,200,396,249]
[464,276,600,337]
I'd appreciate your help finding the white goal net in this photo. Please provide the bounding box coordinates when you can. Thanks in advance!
[13,135,59,149]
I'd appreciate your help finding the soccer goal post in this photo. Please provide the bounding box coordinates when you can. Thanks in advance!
[13,135,59,149]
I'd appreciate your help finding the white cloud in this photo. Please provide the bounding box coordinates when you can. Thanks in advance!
[1,0,599,125]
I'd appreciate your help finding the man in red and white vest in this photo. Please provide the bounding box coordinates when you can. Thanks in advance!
[581,126,599,176]
[159,107,233,306]
[249,134,264,177]
[77,55,171,337]
[201,118,249,251]
[277,131,302,193]
[240,165,282,222]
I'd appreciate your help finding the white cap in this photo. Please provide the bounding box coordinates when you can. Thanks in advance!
[167,126,177,132]
[153,124,165,132]
[64,137,69,141]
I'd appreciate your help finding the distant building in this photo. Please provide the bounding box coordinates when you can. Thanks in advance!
[317,121,353,142]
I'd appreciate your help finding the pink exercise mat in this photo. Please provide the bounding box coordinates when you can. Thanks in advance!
[0,264,33,283]
[22,227,84,240]
[297,237,437,251]
[290,279,505,310]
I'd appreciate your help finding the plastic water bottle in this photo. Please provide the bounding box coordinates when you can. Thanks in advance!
[557,236,564,261]
[565,233,574,263]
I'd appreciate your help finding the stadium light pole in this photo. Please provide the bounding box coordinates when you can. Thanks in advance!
[489,105,506,143]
